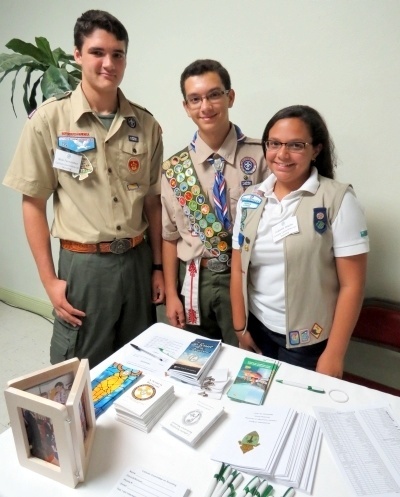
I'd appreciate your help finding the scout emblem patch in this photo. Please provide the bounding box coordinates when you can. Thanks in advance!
[126,117,136,128]
[311,323,323,339]
[240,156,257,175]
[128,158,140,173]
[239,431,260,454]
[289,331,300,346]
[314,208,328,234]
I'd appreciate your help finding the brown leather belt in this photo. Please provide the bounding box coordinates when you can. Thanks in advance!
[61,234,144,254]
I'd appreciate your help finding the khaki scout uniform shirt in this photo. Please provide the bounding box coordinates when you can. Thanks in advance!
[161,124,268,260]
[3,84,163,243]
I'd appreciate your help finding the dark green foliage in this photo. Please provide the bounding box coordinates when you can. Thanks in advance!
[0,37,82,116]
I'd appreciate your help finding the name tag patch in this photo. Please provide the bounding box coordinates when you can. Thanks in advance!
[53,148,82,173]
[272,216,299,243]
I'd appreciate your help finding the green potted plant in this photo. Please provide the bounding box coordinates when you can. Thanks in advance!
[0,36,81,116]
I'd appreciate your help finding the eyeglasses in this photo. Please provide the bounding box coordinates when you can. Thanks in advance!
[185,89,230,109]
[264,140,312,153]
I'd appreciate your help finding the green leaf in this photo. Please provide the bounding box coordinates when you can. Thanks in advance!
[52,47,67,65]
[22,67,32,113]
[6,39,45,63]
[67,73,80,90]
[0,53,44,75]
[35,37,56,66]
[9,68,22,117]
[41,66,71,99]
[68,69,82,80]
[28,76,42,115]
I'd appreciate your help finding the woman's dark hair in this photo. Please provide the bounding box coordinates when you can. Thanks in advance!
[261,105,336,179]
[74,10,129,52]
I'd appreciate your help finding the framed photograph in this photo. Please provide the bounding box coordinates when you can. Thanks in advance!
[4,358,96,488]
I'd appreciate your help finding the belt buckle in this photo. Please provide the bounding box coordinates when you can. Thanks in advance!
[206,258,229,273]
[110,238,131,254]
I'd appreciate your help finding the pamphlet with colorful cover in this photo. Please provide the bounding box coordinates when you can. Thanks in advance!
[91,362,142,417]
[227,357,280,405]
[168,338,221,385]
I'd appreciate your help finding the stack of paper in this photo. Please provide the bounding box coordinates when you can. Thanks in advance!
[210,404,321,493]
[161,396,224,446]
[227,357,280,405]
[114,375,175,432]
[314,404,400,496]
[167,338,222,386]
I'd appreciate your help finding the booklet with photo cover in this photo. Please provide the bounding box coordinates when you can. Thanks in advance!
[168,338,221,385]
[227,357,280,405]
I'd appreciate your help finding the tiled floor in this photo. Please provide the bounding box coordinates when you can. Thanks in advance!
[0,301,53,434]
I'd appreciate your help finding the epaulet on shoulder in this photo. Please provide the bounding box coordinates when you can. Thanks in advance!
[242,137,263,145]
[40,91,72,107]
[130,101,153,116]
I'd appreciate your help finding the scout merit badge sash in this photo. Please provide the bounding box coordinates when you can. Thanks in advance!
[162,147,233,326]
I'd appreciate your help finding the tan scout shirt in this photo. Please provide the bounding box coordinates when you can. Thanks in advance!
[161,124,268,261]
[3,84,163,243]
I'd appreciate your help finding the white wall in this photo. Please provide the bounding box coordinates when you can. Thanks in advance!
[1,0,400,304]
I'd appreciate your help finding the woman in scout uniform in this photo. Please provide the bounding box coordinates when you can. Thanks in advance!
[230,105,369,377]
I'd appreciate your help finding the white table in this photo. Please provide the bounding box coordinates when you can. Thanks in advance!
[1,323,399,497]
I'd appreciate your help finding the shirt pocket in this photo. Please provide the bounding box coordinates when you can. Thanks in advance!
[118,141,149,184]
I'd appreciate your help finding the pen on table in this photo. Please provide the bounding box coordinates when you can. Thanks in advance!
[130,343,164,362]
[280,487,295,497]
[214,469,239,497]
[236,476,259,497]
[158,347,175,358]
[204,462,227,497]
[276,379,325,394]
[221,473,244,497]
[212,464,232,497]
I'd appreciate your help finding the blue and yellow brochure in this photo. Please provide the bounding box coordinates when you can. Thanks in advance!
[227,357,280,405]
[91,362,142,417]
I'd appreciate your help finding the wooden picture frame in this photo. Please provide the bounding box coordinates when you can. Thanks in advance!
[4,358,96,488]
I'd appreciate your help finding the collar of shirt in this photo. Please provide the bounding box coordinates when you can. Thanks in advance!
[71,84,137,123]
[190,123,246,166]
[258,166,320,198]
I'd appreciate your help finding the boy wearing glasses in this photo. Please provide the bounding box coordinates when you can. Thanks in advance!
[161,59,268,345]
[3,10,164,367]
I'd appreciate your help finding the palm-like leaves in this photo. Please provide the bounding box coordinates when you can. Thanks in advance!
[0,36,81,116]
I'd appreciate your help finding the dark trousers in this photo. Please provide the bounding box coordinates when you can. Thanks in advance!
[50,241,153,368]
[248,312,327,371]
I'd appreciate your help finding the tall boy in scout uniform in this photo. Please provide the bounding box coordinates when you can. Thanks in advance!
[161,59,268,345]
[3,10,164,367]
